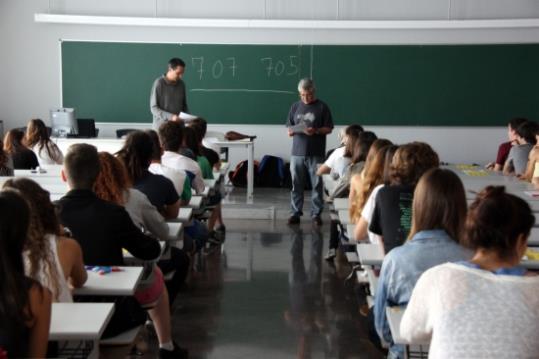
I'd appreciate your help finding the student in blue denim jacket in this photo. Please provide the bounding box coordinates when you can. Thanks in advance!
[373,168,472,358]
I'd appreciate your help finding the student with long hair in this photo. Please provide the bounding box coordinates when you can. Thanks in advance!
[348,139,393,225]
[328,131,377,200]
[116,131,181,220]
[0,190,51,357]
[353,144,398,244]
[188,118,220,170]
[317,124,364,178]
[401,186,539,357]
[3,178,87,302]
[374,169,471,358]
[3,129,39,169]
[369,142,439,253]
[24,119,64,165]
[93,152,189,304]
[0,139,14,176]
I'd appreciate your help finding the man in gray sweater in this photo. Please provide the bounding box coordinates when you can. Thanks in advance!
[150,58,189,130]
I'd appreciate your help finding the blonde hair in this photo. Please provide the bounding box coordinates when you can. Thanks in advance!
[349,139,393,223]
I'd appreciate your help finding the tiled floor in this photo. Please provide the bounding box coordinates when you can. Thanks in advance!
[118,188,385,358]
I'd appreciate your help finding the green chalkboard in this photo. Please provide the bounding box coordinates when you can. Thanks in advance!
[62,41,539,126]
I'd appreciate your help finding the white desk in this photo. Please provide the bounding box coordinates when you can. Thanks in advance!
[338,209,351,225]
[386,306,430,346]
[201,186,210,197]
[15,166,63,177]
[74,266,143,296]
[357,243,384,266]
[167,222,183,241]
[204,179,217,189]
[529,228,539,246]
[213,139,255,203]
[188,195,203,209]
[333,198,349,210]
[50,302,114,341]
[53,137,124,155]
[347,224,356,241]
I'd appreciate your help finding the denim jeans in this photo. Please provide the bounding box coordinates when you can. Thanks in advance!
[290,155,324,217]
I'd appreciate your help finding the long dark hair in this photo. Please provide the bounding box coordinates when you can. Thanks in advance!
[183,126,200,157]
[4,129,27,153]
[0,190,35,354]
[3,178,62,300]
[116,131,153,182]
[24,119,57,160]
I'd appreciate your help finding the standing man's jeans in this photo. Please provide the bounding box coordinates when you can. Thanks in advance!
[290,155,324,218]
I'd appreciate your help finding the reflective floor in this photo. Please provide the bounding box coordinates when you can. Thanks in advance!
[166,219,384,359]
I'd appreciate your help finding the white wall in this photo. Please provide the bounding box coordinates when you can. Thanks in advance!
[1,0,538,165]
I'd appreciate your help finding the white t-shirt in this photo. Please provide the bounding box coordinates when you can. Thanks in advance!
[161,151,205,194]
[360,184,384,244]
[148,162,187,197]
[24,235,72,303]
[401,263,539,358]
[32,143,64,166]
[324,146,350,178]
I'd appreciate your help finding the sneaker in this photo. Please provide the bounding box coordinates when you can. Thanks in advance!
[215,224,226,234]
[312,216,323,226]
[159,342,188,359]
[207,231,222,245]
[324,248,336,262]
[287,215,300,225]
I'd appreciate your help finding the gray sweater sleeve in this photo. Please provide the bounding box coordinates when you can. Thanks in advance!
[150,79,174,126]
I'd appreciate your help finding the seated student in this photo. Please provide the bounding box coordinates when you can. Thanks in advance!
[188,118,221,171]
[159,121,205,195]
[373,168,472,358]
[349,139,393,225]
[503,120,539,176]
[3,178,87,302]
[116,131,181,220]
[328,131,377,199]
[183,126,226,241]
[183,126,214,179]
[56,144,187,358]
[3,129,39,170]
[354,144,398,244]
[369,142,439,253]
[317,124,364,178]
[0,190,51,358]
[521,127,539,184]
[146,130,191,206]
[325,138,390,262]
[24,119,64,166]
[486,117,528,171]
[401,186,539,358]
[0,139,14,176]
[93,152,189,306]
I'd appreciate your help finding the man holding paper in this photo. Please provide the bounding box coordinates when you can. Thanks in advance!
[150,57,190,130]
[286,78,334,226]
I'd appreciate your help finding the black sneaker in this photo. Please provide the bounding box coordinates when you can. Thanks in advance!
[215,224,226,234]
[288,215,300,225]
[159,342,188,359]
[324,248,336,262]
[312,216,323,226]
[208,231,222,245]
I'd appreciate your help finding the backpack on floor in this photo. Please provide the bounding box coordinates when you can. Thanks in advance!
[228,160,259,187]
[257,155,285,187]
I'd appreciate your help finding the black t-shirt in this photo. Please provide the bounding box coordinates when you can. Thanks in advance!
[287,99,334,157]
[201,146,220,168]
[369,184,415,254]
[12,149,39,169]
[134,170,179,211]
